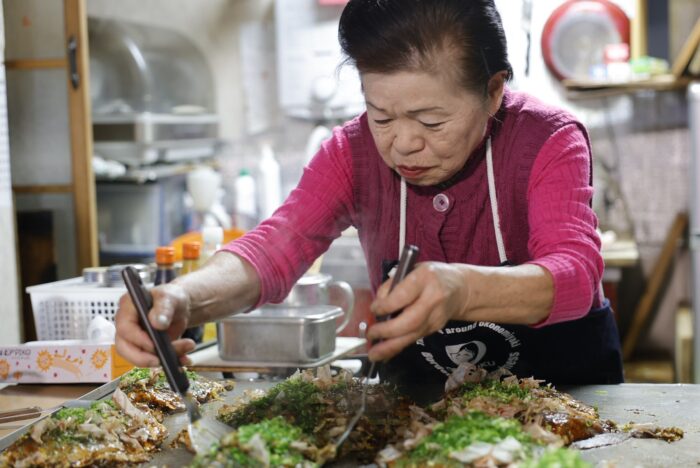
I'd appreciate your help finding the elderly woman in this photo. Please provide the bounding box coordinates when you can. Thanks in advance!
[116,0,623,399]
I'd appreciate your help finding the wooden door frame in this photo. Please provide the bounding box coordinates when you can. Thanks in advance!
[7,0,98,271]
[64,0,97,269]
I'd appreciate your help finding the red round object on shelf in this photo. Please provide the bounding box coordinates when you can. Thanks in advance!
[541,0,630,81]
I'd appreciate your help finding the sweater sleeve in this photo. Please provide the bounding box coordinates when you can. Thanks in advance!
[221,125,355,306]
[526,123,603,326]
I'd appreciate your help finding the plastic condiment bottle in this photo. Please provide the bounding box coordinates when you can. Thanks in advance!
[234,168,257,230]
[201,225,224,264]
[181,241,201,275]
[258,143,281,219]
[154,246,176,285]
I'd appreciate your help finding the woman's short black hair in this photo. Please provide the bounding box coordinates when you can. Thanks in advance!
[338,0,513,95]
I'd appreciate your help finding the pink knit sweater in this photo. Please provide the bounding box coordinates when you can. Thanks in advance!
[224,89,603,326]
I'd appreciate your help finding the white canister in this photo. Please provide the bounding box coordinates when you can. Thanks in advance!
[258,143,281,219]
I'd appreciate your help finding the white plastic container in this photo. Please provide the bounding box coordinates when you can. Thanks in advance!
[86,315,117,342]
[258,143,281,219]
[234,168,258,230]
[187,166,222,212]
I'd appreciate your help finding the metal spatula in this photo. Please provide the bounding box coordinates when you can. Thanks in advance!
[334,244,420,450]
[122,266,233,453]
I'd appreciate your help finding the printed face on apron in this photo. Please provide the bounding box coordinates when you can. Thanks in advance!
[445,341,486,366]
[417,321,522,376]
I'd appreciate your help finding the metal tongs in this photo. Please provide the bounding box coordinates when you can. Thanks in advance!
[122,266,232,454]
[334,244,420,450]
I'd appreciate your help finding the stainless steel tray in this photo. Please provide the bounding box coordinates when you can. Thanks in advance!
[0,378,120,452]
[217,305,344,362]
[193,336,366,370]
[0,374,273,466]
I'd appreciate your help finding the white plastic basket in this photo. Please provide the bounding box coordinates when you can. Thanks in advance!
[26,278,126,340]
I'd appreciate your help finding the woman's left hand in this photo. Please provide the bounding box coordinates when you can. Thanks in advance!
[367,262,470,361]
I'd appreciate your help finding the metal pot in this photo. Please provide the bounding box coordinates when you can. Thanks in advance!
[282,273,354,333]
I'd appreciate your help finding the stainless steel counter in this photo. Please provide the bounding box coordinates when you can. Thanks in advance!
[568,384,700,467]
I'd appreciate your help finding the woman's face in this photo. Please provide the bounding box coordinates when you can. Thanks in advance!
[362,70,503,186]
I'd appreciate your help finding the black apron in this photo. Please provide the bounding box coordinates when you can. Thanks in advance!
[380,139,623,404]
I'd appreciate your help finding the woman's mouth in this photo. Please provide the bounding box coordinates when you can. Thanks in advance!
[396,166,429,179]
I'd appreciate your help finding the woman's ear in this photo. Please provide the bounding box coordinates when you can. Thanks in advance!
[486,71,508,115]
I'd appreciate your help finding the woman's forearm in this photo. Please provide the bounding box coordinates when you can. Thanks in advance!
[172,251,261,325]
[455,264,554,325]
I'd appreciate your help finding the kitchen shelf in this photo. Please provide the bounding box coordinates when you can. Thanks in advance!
[563,17,700,100]
[563,74,691,100]
[94,161,214,184]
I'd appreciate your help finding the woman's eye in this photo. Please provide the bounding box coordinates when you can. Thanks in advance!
[420,121,444,129]
[373,118,392,125]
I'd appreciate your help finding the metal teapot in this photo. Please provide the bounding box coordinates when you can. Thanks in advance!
[282,273,354,333]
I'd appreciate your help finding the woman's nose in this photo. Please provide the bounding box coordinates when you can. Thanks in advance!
[393,125,424,155]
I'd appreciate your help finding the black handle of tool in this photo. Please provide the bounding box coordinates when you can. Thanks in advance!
[368,244,420,377]
[377,244,420,323]
[122,266,190,396]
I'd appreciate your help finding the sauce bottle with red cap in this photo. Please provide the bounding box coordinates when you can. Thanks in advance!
[154,246,177,285]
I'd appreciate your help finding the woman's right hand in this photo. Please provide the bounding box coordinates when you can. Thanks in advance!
[115,282,196,367]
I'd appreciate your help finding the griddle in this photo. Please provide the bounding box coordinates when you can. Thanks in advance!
[567,384,700,467]
[1,380,699,466]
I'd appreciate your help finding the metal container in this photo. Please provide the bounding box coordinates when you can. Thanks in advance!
[217,305,343,363]
[282,273,354,333]
[82,266,108,285]
[105,263,152,286]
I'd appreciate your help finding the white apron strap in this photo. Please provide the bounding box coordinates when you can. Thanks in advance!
[486,138,508,265]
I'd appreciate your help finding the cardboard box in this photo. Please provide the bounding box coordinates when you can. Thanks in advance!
[0,341,133,383]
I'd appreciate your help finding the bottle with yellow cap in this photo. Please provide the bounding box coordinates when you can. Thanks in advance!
[180,240,209,342]
[154,246,176,286]
[181,241,201,275]
[181,236,217,343]
[153,244,204,343]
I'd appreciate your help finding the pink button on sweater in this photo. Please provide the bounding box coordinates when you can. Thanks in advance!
[223,89,604,327]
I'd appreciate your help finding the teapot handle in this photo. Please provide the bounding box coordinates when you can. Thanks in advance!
[329,280,355,334]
